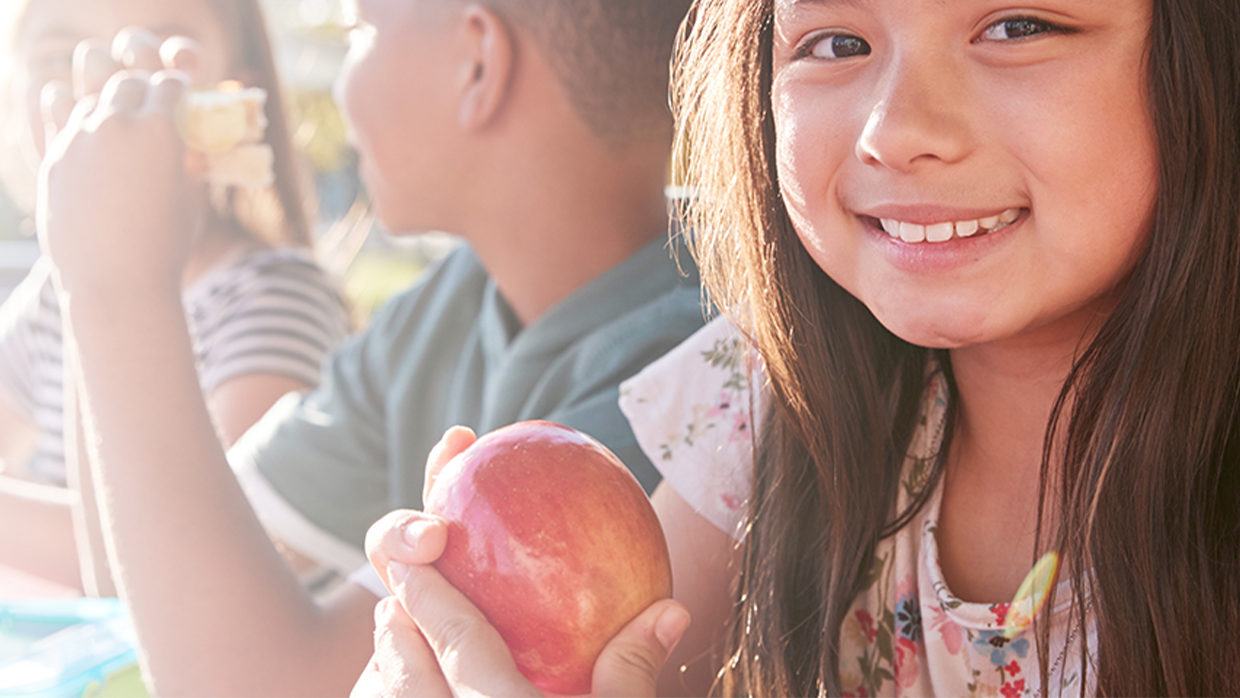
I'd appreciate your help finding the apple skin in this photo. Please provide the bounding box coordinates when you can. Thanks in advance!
[424,420,672,696]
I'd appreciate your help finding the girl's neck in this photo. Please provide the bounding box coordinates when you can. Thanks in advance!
[948,339,1075,483]
[935,317,1093,602]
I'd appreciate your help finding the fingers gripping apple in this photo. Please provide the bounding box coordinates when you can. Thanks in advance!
[424,420,673,696]
[180,81,273,187]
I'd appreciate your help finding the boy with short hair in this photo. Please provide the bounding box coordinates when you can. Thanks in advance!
[38,0,700,694]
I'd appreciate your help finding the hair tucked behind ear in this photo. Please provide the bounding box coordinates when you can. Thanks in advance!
[673,0,1240,695]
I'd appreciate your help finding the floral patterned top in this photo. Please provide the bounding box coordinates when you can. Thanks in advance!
[619,316,1097,697]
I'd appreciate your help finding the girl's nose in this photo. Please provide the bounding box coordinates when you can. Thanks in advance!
[855,53,974,172]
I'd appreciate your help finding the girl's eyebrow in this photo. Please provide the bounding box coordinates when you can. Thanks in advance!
[782,0,868,17]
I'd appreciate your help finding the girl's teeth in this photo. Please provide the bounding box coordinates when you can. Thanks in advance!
[878,208,1023,243]
[899,222,926,243]
[925,222,954,242]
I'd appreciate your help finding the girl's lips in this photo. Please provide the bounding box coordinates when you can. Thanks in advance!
[861,209,1027,273]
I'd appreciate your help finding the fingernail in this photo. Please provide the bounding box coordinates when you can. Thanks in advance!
[402,519,436,551]
[387,561,410,589]
[654,604,691,653]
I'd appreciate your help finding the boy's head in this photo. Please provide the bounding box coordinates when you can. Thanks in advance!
[483,0,692,146]
[337,0,691,234]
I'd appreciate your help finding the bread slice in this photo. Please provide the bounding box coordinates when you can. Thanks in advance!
[181,82,273,188]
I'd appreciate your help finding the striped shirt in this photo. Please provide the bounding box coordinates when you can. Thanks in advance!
[0,248,351,485]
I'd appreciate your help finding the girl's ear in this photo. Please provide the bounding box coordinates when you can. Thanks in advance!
[455,4,514,131]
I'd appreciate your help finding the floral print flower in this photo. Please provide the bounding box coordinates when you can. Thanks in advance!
[989,602,1010,628]
[894,636,921,689]
[972,630,1031,668]
[706,392,733,419]
[928,605,964,655]
[1000,678,1028,698]
[729,409,751,443]
[855,609,878,644]
[895,594,923,643]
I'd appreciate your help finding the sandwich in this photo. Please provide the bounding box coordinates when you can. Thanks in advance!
[180,81,274,188]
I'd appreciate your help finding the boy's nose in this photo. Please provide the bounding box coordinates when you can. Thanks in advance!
[855,52,974,173]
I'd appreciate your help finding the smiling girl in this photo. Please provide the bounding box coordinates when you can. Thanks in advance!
[642,0,1238,694]
[358,0,1240,696]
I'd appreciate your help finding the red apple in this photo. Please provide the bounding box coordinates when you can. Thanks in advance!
[424,420,672,696]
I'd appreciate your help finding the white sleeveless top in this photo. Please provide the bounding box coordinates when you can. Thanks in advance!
[620,316,1097,697]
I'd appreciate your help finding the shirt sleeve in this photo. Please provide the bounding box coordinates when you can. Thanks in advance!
[619,315,762,540]
[534,280,711,495]
[189,253,352,393]
[0,259,55,418]
[228,246,479,573]
[228,324,390,575]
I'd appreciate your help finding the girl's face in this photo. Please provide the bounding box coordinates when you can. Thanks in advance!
[12,0,232,157]
[771,0,1157,351]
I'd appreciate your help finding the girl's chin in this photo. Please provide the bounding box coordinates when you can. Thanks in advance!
[871,313,999,351]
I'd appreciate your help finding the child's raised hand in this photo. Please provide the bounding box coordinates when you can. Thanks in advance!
[37,29,205,298]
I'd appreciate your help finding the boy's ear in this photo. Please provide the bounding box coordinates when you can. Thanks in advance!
[456,4,514,130]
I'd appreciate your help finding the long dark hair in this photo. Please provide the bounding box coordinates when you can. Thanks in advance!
[672,0,1240,695]
[200,0,312,250]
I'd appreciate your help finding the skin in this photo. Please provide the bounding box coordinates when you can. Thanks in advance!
[371,0,1159,694]
[35,0,679,694]
[770,0,1156,601]
[12,0,229,152]
[0,0,310,591]
[337,0,672,325]
[356,428,694,698]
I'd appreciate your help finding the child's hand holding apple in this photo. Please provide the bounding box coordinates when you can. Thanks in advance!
[357,423,690,697]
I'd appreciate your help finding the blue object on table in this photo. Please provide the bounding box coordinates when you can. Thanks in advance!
[0,598,141,697]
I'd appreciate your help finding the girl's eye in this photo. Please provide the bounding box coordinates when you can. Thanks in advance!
[806,33,871,60]
[979,17,1062,42]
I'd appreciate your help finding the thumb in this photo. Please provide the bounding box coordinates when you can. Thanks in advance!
[423,425,476,502]
[592,600,690,698]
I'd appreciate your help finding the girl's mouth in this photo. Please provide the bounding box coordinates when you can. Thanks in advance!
[865,207,1027,243]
